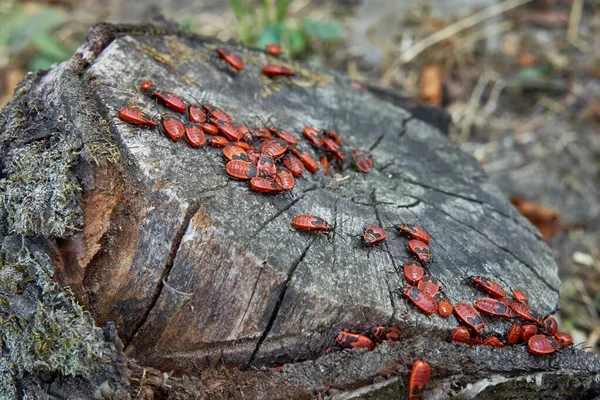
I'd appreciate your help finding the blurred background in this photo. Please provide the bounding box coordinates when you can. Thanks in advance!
[0,0,598,353]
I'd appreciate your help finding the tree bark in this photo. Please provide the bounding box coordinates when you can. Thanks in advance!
[0,22,598,399]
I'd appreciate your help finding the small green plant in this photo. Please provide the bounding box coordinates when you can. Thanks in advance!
[228,0,341,58]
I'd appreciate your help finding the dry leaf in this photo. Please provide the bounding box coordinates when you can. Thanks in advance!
[510,198,562,241]
[420,65,442,107]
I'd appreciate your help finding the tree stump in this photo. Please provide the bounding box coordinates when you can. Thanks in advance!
[0,23,598,399]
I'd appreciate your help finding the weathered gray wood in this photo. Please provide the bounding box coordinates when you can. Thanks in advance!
[1,23,598,398]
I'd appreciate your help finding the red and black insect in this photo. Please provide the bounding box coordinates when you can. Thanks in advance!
[321,156,330,176]
[326,130,342,145]
[541,316,558,336]
[396,223,431,243]
[408,239,431,264]
[510,302,542,325]
[215,119,243,142]
[269,128,298,146]
[472,276,506,298]
[291,215,330,232]
[119,107,156,127]
[274,170,295,191]
[216,48,244,71]
[235,141,253,151]
[352,150,373,174]
[282,154,305,177]
[402,286,437,315]
[475,297,513,319]
[437,298,453,318]
[140,80,153,90]
[203,104,232,124]
[512,289,529,305]
[321,137,344,160]
[553,332,573,347]
[188,104,207,123]
[185,123,206,148]
[417,275,439,297]
[481,336,504,348]
[335,331,374,351]
[363,225,387,247]
[162,114,185,141]
[506,324,522,345]
[237,125,252,142]
[454,303,486,334]
[266,43,283,56]
[225,160,257,180]
[528,334,560,355]
[200,122,219,135]
[371,326,401,342]
[206,135,229,147]
[153,90,187,113]
[521,324,538,342]
[262,64,294,77]
[451,326,471,344]
[498,297,513,310]
[291,148,319,173]
[250,177,281,194]
[259,139,288,158]
[256,155,277,177]
[247,150,261,164]
[408,360,430,400]
[303,126,323,147]
[403,261,424,285]
[223,144,248,161]
[251,127,272,139]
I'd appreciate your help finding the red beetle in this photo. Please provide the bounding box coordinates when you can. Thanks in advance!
[256,155,277,177]
[259,139,288,158]
[472,276,506,298]
[475,297,513,319]
[162,114,185,141]
[266,43,283,56]
[553,332,573,347]
[200,122,219,135]
[403,261,424,285]
[140,80,153,90]
[206,135,229,147]
[528,334,560,355]
[451,327,471,344]
[274,170,295,191]
[396,223,431,243]
[352,150,373,174]
[481,336,504,348]
[119,107,156,127]
[203,104,232,124]
[454,303,486,334]
[250,177,281,194]
[510,302,542,325]
[320,156,330,176]
[498,297,513,310]
[506,324,522,345]
[188,104,207,123]
[215,119,243,142]
[291,215,330,232]
[262,64,294,77]
[408,239,431,264]
[282,154,305,177]
[417,276,439,297]
[303,126,323,147]
[247,150,261,164]
[326,130,342,145]
[185,123,206,148]
[217,48,244,71]
[408,360,430,400]
[402,286,437,315]
[512,289,529,305]
[437,298,453,318]
[153,90,187,113]
[223,145,248,161]
[251,127,272,139]
[321,138,344,160]
[235,141,253,151]
[541,316,558,335]
[269,128,298,146]
[237,125,252,142]
[291,148,319,173]
[521,324,538,342]
[225,160,257,180]
[335,331,374,351]
[371,326,401,342]
[363,225,387,247]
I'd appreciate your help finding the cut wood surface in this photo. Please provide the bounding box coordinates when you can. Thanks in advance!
[0,23,598,399]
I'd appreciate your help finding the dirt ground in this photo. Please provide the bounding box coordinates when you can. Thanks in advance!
[1,0,598,355]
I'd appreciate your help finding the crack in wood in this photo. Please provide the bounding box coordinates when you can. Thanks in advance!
[368,134,386,152]
[246,238,316,367]
[124,202,200,349]
[236,262,265,332]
